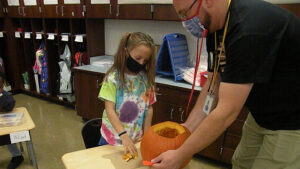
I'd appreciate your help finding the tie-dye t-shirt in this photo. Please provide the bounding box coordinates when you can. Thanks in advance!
[98,70,156,146]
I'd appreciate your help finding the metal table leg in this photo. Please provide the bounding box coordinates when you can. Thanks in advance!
[25,141,38,169]
[25,131,38,169]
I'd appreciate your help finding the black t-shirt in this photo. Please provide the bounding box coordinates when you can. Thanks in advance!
[206,0,300,130]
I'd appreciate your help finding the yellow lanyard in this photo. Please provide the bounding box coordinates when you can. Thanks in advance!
[209,0,231,93]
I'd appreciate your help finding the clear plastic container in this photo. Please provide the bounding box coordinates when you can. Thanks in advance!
[0,112,24,127]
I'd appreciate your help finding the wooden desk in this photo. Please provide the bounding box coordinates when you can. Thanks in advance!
[0,107,38,169]
[62,143,208,169]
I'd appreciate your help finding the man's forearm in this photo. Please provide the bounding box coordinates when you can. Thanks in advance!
[184,73,220,133]
[179,106,237,158]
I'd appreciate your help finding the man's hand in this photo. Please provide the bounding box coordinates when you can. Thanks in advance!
[151,150,186,169]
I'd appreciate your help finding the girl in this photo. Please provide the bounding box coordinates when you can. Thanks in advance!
[98,32,156,156]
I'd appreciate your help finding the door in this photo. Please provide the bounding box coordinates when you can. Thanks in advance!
[0,0,4,17]
[86,0,114,18]
[23,0,42,18]
[62,0,85,18]
[116,0,152,20]
[74,71,104,120]
[42,0,61,18]
[116,4,152,20]
[153,5,180,21]
[5,0,23,18]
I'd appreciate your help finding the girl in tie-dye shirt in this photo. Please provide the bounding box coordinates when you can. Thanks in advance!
[98,32,156,156]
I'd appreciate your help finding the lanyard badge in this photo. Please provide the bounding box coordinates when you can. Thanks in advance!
[203,91,215,115]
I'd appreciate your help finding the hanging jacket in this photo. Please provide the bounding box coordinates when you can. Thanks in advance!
[59,44,72,94]
[38,42,49,94]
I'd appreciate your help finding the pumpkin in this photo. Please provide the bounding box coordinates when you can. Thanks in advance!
[140,121,191,169]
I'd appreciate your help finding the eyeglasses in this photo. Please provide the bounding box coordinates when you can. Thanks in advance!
[178,0,199,20]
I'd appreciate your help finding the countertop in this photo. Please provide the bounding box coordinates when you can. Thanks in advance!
[74,64,202,91]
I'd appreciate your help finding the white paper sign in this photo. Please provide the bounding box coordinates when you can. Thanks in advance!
[118,0,148,4]
[47,33,55,40]
[24,32,31,39]
[61,35,69,42]
[43,0,58,5]
[36,33,42,39]
[15,32,21,38]
[75,35,83,42]
[24,0,37,6]
[10,131,31,144]
[0,32,3,38]
[8,0,20,6]
[64,0,80,4]
[148,0,172,4]
[91,0,110,4]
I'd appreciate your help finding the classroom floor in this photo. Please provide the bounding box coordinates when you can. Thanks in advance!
[0,94,229,169]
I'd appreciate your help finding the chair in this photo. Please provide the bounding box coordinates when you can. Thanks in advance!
[81,118,102,149]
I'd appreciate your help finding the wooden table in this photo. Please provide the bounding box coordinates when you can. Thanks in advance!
[0,107,38,169]
[62,143,207,169]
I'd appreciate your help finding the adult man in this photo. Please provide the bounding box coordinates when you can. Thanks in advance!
[151,0,300,169]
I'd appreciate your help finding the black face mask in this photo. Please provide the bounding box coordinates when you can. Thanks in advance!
[126,55,144,73]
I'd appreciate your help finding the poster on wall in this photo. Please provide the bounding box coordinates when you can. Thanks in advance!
[8,0,20,6]
[43,0,58,5]
[24,0,37,6]
[91,0,110,4]
[64,0,80,4]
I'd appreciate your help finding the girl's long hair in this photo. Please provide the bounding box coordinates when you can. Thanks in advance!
[105,32,156,89]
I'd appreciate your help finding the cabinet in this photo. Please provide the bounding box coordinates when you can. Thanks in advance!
[4,0,41,18]
[42,0,84,18]
[153,5,180,21]
[0,0,4,17]
[4,0,21,18]
[116,4,152,20]
[86,0,152,20]
[220,107,249,164]
[86,0,114,18]
[74,70,104,120]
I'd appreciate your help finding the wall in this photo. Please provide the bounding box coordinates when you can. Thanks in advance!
[104,19,208,66]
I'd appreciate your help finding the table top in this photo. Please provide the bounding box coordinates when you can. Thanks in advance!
[0,107,35,136]
[62,143,204,169]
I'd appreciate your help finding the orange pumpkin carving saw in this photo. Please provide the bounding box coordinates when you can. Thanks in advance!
[140,121,191,169]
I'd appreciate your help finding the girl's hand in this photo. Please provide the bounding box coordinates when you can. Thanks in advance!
[120,134,137,156]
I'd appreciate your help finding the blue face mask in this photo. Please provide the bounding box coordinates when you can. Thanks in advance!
[182,16,206,38]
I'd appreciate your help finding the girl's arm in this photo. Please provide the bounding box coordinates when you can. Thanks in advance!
[143,105,153,133]
[105,100,137,155]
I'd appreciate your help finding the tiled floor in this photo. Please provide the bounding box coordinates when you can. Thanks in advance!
[0,94,229,169]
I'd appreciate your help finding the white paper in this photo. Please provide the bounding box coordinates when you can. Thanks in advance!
[61,35,69,42]
[15,32,21,38]
[8,0,20,6]
[75,35,84,42]
[91,0,110,4]
[64,0,80,4]
[0,32,3,38]
[24,32,31,39]
[36,33,42,39]
[148,0,172,4]
[24,0,37,6]
[47,33,55,40]
[118,0,148,4]
[10,131,31,144]
[43,0,58,5]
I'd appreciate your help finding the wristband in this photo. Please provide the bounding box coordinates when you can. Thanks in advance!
[118,131,127,137]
